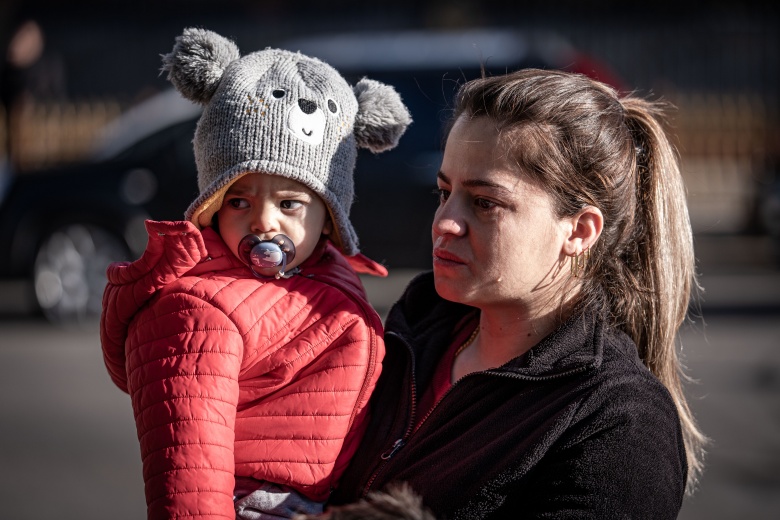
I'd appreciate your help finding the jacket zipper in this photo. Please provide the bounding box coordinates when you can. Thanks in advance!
[362,331,417,496]
[362,346,594,496]
[380,438,406,460]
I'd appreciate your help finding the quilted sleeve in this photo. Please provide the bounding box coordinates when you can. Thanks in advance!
[127,291,243,520]
[100,220,207,392]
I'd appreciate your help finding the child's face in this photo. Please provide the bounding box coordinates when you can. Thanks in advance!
[217,172,332,272]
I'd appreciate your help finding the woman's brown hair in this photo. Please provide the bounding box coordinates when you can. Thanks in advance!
[452,68,705,492]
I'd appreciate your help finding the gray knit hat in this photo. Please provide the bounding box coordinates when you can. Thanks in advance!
[162,28,412,255]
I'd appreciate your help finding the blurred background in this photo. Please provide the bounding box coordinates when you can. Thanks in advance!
[0,0,778,518]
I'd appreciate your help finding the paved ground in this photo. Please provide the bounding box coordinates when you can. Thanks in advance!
[0,319,146,519]
[677,314,780,520]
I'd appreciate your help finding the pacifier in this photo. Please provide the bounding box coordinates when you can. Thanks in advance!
[238,234,297,279]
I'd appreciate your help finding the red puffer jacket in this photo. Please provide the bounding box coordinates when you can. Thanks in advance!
[100,220,385,520]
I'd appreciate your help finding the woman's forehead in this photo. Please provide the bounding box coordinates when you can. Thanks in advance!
[444,120,531,187]
[449,114,500,141]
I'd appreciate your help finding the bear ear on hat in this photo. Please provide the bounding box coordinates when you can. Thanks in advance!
[353,78,412,153]
[161,28,240,105]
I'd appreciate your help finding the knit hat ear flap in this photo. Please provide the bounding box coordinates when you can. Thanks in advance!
[353,78,412,153]
[161,28,240,105]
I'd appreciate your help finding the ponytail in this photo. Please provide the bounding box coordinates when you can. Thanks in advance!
[620,98,706,492]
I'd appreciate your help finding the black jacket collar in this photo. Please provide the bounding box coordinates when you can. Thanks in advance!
[385,271,605,381]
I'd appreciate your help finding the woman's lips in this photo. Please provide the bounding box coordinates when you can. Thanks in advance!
[433,247,467,266]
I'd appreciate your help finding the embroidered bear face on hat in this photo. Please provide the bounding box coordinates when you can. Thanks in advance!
[162,28,412,255]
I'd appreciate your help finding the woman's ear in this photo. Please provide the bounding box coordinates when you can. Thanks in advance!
[562,206,603,256]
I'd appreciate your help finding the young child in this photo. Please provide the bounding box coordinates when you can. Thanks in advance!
[100,28,411,520]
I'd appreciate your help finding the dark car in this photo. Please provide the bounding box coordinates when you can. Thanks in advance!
[0,89,202,321]
[0,28,618,322]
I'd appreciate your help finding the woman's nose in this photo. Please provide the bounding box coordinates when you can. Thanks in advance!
[432,200,466,237]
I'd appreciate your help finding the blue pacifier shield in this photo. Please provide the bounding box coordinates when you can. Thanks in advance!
[238,234,297,278]
[250,241,285,268]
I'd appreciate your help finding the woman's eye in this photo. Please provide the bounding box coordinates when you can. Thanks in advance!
[280,200,303,210]
[272,89,286,99]
[434,188,450,203]
[327,99,339,114]
[475,198,497,210]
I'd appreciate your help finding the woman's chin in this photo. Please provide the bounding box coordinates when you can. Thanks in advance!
[433,273,473,304]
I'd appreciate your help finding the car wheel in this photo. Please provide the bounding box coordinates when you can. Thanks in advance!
[33,224,130,323]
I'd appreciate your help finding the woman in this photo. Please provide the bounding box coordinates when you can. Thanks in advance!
[326,69,705,519]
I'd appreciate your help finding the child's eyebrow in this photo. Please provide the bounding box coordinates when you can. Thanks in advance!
[225,185,252,196]
[277,189,311,197]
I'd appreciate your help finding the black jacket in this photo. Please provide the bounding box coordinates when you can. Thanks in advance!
[331,272,687,519]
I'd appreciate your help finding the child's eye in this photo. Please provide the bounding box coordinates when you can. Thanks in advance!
[280,200,303,210]
[226,198,249,209]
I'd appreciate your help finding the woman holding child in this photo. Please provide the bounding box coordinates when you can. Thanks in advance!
[101,27,703,519]
[327,68,705,520]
